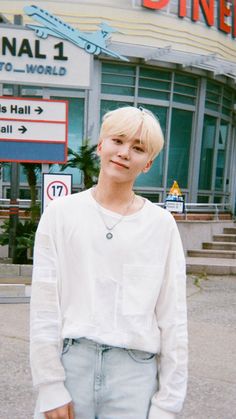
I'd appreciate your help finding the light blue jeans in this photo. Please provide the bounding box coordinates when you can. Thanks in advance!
[61,337,159,419]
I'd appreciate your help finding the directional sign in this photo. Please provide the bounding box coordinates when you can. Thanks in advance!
[42,173,72,212]
[0,96,68,163]
[0,98,67,121]
[0,121,66,142]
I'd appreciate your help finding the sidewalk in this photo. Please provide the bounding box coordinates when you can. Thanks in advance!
[0,275,236,419]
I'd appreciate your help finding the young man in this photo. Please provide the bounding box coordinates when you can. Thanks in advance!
[30,106,188,419]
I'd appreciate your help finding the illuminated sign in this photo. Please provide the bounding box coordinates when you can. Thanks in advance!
[142,0,236,39]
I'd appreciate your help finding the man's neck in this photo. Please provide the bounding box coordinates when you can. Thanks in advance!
[93,176,144,215]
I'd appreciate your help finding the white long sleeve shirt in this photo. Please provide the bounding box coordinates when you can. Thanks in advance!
[30,188,188,419]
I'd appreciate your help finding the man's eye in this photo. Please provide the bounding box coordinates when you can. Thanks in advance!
[134,146,145,152]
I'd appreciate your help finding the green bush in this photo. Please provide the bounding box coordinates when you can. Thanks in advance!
[0,219,38,264]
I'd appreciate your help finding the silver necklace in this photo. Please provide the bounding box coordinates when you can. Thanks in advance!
[93,188,136,239]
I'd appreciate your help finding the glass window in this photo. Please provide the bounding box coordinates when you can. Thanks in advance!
[102,74,134,86]
[135,105,167,188]
[198,115,217,190]
[102,63,135,75]
[222,87,234,117]
[20,165,31,183]
[19,188,32,199]
[197,195,209,203]
[2,163,39,185]
[139,79,170,90]
[140,68,171,80]
[101,63,135,96]
[173,73,198,105]
[102,85,135,96]
[139,67,171,101]
[215,120,229,191]
[167,109,193,188]
[20,86,43,97]
[173,94,195,105]
[214,196,222,204]
[2,163,11,182]
[3,84,14,96]
[205,81,221,112]
[174,74,198,86]
[139,89,169,100]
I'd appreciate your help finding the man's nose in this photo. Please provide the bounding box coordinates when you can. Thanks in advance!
[117,144,130,159]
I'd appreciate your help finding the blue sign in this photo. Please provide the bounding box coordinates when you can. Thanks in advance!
[0,97,68,163]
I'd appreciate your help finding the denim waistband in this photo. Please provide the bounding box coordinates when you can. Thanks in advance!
[63,337,114,350]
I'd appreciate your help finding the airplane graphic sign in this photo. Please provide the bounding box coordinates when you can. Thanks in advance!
[24,5,129,62]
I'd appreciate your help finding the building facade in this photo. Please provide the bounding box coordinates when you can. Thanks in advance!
[0,0,236,210]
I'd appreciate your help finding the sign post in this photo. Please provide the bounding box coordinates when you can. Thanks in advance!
[8,162,19,262]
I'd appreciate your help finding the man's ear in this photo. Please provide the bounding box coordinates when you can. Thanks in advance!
[97,141,102,155]
[142,160,153,173]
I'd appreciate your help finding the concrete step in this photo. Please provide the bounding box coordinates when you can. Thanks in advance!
[187,249,236,259]
[223,227,236,234]
[0,284,31,298]
[202,242,236,251]
[0,263,32,277]
[0,263,32,301]
[213,234,236,243]
[0,276,31,285]
[186,257,236,275]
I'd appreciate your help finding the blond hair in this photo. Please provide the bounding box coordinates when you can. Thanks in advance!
[99,106,164,160]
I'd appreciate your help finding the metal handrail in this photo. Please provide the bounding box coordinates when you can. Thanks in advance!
[155,202,232,220]
[0,199,39,210]
[0,199,232,220]
[184,203,232,221]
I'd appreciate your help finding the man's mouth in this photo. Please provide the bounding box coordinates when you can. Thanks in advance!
[110,160,129,169]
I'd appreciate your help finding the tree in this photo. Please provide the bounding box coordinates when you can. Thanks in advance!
[0,163,40,264]
[60,140,100,189]
[21,163,41,222]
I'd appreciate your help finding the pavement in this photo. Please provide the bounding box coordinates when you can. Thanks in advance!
[0,275,236,419]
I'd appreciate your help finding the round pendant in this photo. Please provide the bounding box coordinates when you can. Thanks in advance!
[106,232,113,239]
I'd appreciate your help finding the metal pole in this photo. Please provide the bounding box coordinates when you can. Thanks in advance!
[8,82,20,262]
[41,164,49,213]
[8,163,19,262]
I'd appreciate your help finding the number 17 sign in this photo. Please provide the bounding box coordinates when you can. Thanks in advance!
[42,173,72,212]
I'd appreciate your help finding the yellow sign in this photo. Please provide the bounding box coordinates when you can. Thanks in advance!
[168,180,182,197]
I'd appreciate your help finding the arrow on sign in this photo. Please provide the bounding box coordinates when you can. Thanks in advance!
[18,126,27,134]
[34,106,43,115]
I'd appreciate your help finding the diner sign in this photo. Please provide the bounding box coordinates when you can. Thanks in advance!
[142,0,236,39]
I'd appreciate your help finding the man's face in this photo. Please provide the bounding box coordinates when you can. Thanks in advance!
[97,133,153,184]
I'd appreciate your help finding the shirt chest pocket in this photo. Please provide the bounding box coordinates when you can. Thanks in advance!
[122,264,164,316]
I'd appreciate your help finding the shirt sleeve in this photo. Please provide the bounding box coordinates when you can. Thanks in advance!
[30,203,72,413]
[148,215,188,419]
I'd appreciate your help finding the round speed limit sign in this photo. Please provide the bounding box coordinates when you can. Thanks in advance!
[42,173,72,212]
[47,180,68,200]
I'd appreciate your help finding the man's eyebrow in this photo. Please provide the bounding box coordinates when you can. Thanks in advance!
[114,136,145,145]
[133,138,144,144]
